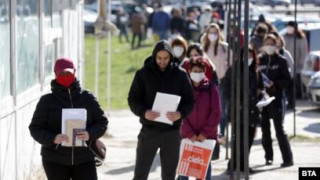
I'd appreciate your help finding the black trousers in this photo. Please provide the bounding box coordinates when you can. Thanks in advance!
[133,127,181,180]
[228,123,256,171]
[261,100,293,163]
[42,160,97,180]
[131,33,142,49]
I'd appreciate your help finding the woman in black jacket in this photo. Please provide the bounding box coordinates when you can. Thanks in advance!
[29,57,108,180]
[259,34,293,167]
[224,46,264,172]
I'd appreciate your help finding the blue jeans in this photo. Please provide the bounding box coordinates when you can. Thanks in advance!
[155,30,169,40]
[219,86,226,136]
[178,163,212,180]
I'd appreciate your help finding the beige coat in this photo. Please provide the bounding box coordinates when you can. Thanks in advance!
[205,42,233,80]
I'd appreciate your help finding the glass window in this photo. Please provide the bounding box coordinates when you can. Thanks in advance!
[16,0,40,93]
[44,0,54,77]
[0,0,11,99]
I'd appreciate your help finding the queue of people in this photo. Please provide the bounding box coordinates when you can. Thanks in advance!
[28,2,307,178]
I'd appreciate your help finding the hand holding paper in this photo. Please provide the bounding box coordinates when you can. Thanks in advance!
[145,110,160,121]
[151,92,181,125]
[54,134,69,144]
[166,111,181,122]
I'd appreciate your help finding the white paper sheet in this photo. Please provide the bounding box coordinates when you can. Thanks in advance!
[61,109,87,147]
[151,92,181,125]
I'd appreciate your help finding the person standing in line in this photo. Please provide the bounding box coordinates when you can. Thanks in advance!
[259,34,294,167]
[201,23,232,146]
[128,40,195,180]
[29,57,108,180]
[224,46,264,173]
[250,23,269,53]
[170,8,186,37]
[179,56,221,180]
[271,31,295,111]
[185,11,201,43]
[151,3,171,40]
[116,7,129,43]
[282,21,308,99]
[199,6,213,34]
[130,7,147,49]
[171,36,188,64]
[181,43,219,86]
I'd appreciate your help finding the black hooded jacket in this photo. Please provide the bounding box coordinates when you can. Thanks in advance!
[29,80,108,165]
[258,53,291,100]
[223,60,264,125]
[128,40,195,131]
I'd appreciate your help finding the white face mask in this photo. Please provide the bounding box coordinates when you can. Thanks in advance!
[208,33,218,42]
[190,72,205,83]
[173,46,184,58]
[263,45,277,55]
[248,58,253,66]
[286,26,295,34]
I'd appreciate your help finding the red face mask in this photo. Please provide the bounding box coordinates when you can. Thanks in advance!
[56,74,75,87]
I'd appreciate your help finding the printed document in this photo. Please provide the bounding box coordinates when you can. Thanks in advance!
[62,109,87,147]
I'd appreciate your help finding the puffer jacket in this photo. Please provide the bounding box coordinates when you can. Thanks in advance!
[180,79,221,139]
[29,80,108,165]
[128,40,195,132]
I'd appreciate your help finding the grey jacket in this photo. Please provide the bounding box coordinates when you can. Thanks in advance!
[283,34,308,73]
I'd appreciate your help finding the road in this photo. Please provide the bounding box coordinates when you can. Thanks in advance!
[98,100,320,180]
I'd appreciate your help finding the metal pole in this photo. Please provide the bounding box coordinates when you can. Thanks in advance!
[230,0,238,176]
[95,37,99,98]
[236,0,242,177]
[243,0,250,178]
[225,0,233,160]
[107,0,112,116]
[293,0,297,137]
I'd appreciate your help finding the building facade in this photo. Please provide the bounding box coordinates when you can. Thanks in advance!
[0,0,84,179]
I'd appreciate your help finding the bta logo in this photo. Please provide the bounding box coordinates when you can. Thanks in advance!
[302,170,317,177]
[187,156,204,165]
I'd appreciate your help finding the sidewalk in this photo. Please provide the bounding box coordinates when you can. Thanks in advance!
[98,100,320,180]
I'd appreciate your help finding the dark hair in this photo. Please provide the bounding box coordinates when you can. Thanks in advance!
[286,21,305,39]
[186,43,204,58]
[241,45,259,72]
[189,56,206,71]
[256,23,268,34]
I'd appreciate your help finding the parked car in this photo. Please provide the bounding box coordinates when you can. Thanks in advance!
[301,51,320,92]
[251,0,290,7]
[84,8,97,33]
[307,71,320,105]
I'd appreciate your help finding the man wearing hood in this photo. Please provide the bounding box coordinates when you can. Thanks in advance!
[128,40,195,180]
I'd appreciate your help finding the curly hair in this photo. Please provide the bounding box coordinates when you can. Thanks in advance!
[189,56,206,71]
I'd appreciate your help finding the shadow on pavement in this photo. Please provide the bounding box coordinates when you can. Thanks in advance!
[296,109,320,119]
[212,172,229,180]
[105,153,161,175]
[303,123,320,134]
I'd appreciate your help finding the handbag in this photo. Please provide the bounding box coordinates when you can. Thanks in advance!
[89,139,106,166]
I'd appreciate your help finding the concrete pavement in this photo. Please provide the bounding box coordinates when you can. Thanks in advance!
[98,100,320,180]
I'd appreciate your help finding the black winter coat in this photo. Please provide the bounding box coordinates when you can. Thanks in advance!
[128,40,195,131]
[223,61,264,125]
[170,17,185,35]
[258,53,291,101]
[29,80,108,165]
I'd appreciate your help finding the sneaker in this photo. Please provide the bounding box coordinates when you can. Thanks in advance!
[265,160,273,165]
[281,162,294,167]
